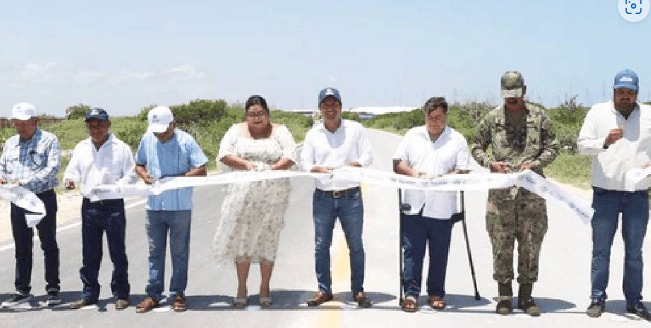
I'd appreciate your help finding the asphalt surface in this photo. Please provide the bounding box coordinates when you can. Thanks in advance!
[0,128,649,328]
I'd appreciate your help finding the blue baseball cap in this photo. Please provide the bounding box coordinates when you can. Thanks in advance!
[85,107,109,121]
[318,87,342,106]
[613,69,639,91]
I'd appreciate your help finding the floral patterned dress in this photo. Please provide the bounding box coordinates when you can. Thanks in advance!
[212,123,296,264]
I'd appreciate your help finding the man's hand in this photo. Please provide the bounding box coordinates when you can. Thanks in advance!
[244,161,256,171]
[490,161,511,173]
[347,162,362,167]
[311,166,332,174]
[143,174,155,185]
[604,128,624,147]
[0,178,7,185]
[518,163,535,171]
[65,179,75,190]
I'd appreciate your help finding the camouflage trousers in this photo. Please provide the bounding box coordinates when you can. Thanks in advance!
[486,191,548,284]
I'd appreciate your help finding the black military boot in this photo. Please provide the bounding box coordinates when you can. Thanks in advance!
[518,283,541,316]
[496,282,513,315]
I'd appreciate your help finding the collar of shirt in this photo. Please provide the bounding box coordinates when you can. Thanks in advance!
[317,118,346,133]
[83,133,117,150]
[428,126,449,144]
[17,129,42,147]
[608,100,640,117]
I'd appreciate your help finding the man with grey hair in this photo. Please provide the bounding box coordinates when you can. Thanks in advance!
[0,102,61,308]
[471,71,558,316]
[393,96,471,312]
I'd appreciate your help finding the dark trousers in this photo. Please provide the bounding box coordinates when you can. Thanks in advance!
[79,198,130,302]
[402,212,453,298]
[10,189,59,294]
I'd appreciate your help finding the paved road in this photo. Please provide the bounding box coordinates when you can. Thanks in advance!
[0,129,649,327]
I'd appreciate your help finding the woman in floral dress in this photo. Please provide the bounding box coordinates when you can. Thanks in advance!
[213,95,296,308]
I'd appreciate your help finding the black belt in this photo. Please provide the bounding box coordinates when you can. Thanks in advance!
[82,198,124,206]
[315,187,360,198]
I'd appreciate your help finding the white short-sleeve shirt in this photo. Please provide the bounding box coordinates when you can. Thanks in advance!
[393,126,471,219]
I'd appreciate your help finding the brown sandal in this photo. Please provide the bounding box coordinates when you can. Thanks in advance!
[136,296,159,313]
[402,296,418,313]
[429,295,446,309]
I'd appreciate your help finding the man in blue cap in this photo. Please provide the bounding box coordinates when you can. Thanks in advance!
[578,69,651,319]
[300,87,374,308]
[64,108,136,310]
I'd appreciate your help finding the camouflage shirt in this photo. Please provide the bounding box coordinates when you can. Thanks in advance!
[471,103,559,185]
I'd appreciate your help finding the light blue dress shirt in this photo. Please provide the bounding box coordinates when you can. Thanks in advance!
[135,129,208,211]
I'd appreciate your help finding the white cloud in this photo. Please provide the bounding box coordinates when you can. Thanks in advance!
[18,61,60,81]
[165,64,205,79]
[0,62,218,117]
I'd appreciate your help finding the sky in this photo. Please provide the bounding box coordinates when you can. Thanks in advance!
[0,0,649,117]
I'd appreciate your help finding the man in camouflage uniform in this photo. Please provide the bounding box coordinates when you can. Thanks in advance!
[471,71,559,316]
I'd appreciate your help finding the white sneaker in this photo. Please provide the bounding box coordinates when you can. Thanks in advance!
[1,293,32,308]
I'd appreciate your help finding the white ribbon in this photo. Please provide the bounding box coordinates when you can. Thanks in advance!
[334,167,594,223]
[84,167,594,223]
[627,167,651,184]
[86,170,327,201]
[0,184,47,228]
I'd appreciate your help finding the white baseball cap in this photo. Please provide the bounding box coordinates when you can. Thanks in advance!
[11,102,37,120]
[147,106,174,133]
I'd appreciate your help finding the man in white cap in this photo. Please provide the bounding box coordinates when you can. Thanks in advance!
[578,69,651,320]
[134,106,208,313]
[64,108,136,310]
[0,102,61,308]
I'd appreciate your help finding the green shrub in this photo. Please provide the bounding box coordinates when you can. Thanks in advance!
[65,104,91,120]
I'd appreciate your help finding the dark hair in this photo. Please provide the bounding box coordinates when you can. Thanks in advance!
[245,95,269,113]
[423,97,448,114]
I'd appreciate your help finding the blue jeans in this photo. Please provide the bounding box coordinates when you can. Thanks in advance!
[313,187,365,294]
[402,213,453,298]
[145,210,192,301]
[79,199,129,302]
[10,189,59,294]
[591,187,649,306]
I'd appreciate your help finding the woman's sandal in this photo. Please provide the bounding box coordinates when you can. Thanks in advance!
[259,296,272,308]
[233,297,247,309]
[402,295,418,313]
[429,295,446,310]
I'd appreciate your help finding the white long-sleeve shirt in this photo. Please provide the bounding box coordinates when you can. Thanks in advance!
[300,119,374,190]
[64,133,137,198]
[577,101,651,191]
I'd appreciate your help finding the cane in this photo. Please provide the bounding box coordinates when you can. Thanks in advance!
[398,188,405,307]
[459,191,481,300]
[397,188,412,307]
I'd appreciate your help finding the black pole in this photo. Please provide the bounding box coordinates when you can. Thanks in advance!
[460,191,481,300]
[398,188,404,307]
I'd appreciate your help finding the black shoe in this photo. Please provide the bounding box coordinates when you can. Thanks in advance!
[627,303,650,320]
[1,292,32,308]
[496,298,512,315]
[518,297,541,316]
[46,291,62,306]
[353,292,372,308]
[586,299,605,318]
